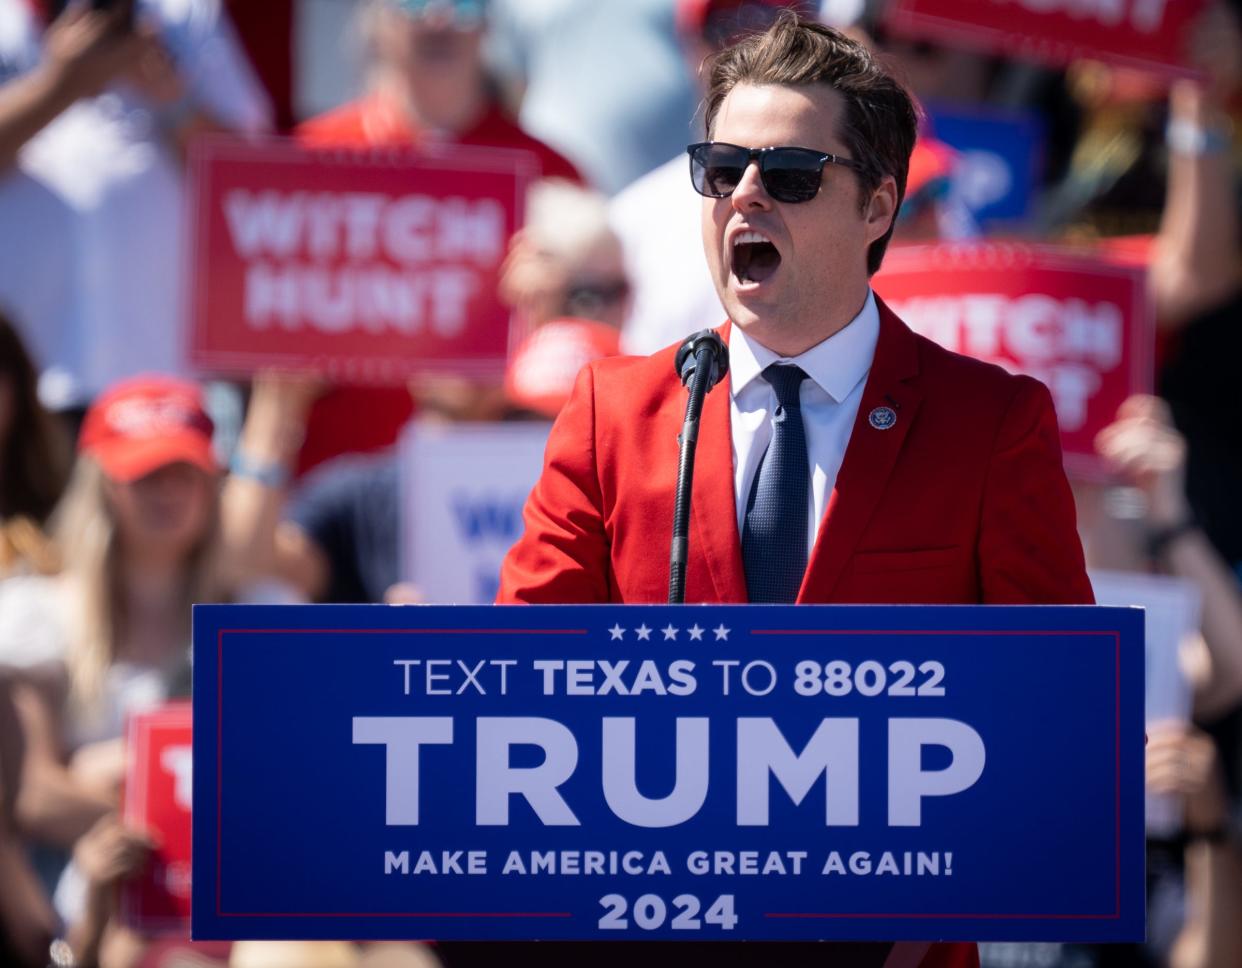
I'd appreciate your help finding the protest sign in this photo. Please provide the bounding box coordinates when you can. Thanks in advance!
[1091,569,1199,835]
[400,422,551,603]
[121,702,193,933]
[884,0,1206,77]
[873,244,1152,477]
[925,103,1043,228]
[187,139,538,382]
[193,604,1144,942]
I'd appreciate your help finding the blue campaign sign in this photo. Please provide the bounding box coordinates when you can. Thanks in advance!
[927,102,1044,227]
[192,604,1144,943]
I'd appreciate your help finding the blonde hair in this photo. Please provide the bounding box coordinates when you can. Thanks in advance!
[523,179,614,261]
[0,516,59,577]
[52,458,224,706]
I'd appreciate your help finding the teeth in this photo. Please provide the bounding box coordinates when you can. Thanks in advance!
[733,230,769,246]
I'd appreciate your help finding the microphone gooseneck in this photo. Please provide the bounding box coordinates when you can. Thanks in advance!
[669,330,730,604]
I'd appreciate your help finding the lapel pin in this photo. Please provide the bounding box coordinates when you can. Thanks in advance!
[869,406,897,430]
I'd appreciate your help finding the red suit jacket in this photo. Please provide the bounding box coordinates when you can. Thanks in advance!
[500,299,1093,607]
[497,300,1092,968]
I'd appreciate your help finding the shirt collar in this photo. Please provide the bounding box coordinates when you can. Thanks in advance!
[729,290,880,404]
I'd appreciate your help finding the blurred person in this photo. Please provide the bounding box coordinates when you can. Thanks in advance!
[485,0,699,193]
[0,669,58,968]
[229,940,359,968]
[889,129,975,243]
[222,313,620,607]
[0,309,69,577]
[57,812,156,968]
[293,0,584,474]
[1086,396,1242,721]
[228,940,443,968]
[1149,1,1241,331]
[1146,722,1242,968]
[216,183,627,605]
[1150,2,1242,579]
[611,0,817,357]
[1057,396,1242,968]
[0,374,299,968]
[1034,59,1171,240]
[498,179,631,332]
[0,0,271,409]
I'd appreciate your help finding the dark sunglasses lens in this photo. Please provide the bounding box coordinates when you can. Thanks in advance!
[762,149,824,202]
[691,145,748,198]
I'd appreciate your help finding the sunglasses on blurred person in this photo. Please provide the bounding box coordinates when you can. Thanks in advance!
[562,278,631,320]
[384,0,486,29]
[687,141,865,204]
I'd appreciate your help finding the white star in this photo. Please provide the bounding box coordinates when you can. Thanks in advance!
[635,624,652,641]
[662,624,679,641]
[713,624,731,641]
[688,624,705,641]
[608,624,625,641]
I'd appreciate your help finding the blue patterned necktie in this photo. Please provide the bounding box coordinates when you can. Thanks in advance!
[742,364,810,604]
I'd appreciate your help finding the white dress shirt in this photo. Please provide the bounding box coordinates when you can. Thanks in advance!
[730,290,880,555]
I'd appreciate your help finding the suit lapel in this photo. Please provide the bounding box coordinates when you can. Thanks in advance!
[690,323,748,603]
[798,301,924,602]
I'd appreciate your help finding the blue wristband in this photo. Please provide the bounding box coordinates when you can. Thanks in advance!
[229,451,291,489]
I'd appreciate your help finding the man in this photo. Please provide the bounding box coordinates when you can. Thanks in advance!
[498,15,1091,968]
[612,0,818,357]
[0,0,271,408]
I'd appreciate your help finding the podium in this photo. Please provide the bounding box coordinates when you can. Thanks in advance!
[191,603,1144,943]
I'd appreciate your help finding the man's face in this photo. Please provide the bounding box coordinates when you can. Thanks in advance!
[701,82,896,356]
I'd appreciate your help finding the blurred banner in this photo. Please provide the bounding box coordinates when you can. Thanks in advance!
[925,103,1043,230]
[121,702,193,934]
[1090,570,1199,837]
[884,0,1206,76]
[191,604,1145,942]
[874,244,1153,478]
[187,139,538,382]
[400,422,551,603]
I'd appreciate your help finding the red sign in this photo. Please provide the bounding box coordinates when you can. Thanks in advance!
[873,244,1153,477]
[187,138,538,382]
[120,702,193,934]
[884,0,1206,76]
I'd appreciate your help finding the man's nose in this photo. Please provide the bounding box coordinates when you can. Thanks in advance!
[730,162,773,212]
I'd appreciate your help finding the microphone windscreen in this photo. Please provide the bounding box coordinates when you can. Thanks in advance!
[676,330,729,389]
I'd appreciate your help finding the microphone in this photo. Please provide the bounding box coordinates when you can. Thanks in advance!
[669,330,730,604]
[675,330,729,391]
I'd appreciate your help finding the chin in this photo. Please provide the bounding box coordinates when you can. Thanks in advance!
[721,291,774,332]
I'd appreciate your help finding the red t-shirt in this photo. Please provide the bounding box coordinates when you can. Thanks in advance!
[292,94,584,474]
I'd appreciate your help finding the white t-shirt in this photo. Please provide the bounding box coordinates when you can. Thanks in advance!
[0,0,272,405]
[0,573,171,750]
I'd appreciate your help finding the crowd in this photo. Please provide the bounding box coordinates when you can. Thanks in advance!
[0,0,1240,966]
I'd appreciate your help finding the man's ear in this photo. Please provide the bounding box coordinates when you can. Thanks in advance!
[864,175,899,245]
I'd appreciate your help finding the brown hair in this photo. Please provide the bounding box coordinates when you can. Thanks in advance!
[0,311,69,525]
[703,13,918,274]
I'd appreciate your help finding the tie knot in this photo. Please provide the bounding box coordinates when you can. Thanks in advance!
[764,364,807,409]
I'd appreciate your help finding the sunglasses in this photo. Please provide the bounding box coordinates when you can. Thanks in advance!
[386,0,486,28]
[563,279,630,317]
[687,141,865,204]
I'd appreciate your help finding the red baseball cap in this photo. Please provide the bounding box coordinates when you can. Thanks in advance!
[505,319,622,419]
[79,375,219,482]
[906,134,957,199]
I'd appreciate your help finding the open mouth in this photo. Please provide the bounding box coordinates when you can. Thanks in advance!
[731,230,781,285]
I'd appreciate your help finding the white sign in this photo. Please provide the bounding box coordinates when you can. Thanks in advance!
[1090,569,1200,835]
[400,422,550,603]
